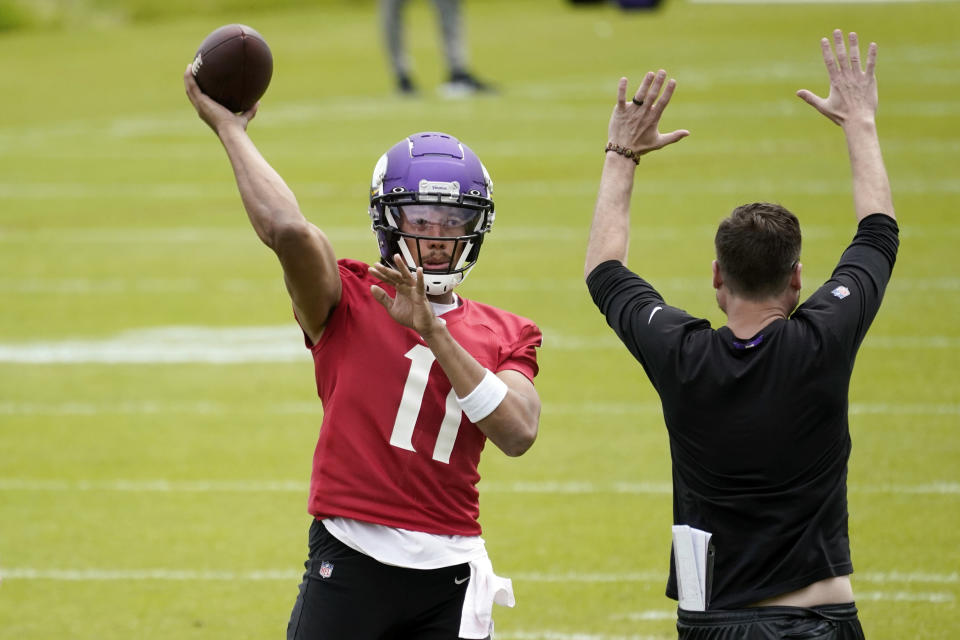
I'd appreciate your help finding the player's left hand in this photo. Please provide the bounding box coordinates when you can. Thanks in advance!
[369,255,445,336]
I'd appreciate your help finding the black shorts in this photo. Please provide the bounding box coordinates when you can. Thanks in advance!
[677,603,865,640]
[287,519,477,640]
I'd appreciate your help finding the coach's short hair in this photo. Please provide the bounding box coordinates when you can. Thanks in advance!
[714,202,802,300]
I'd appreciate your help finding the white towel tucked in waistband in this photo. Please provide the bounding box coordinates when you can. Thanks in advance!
[459,554,515,639]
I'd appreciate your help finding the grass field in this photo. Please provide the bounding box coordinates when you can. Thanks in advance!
[1,0,958,638]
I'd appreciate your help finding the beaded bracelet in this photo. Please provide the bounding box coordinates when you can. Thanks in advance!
[605,142,641,165]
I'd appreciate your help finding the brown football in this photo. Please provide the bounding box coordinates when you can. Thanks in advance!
[191,24,273,113]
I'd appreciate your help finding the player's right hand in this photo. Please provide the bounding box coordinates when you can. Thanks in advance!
[183,64,258,134]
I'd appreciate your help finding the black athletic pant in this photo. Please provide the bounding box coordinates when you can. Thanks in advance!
[677,603,865,639]
[287,519,477,640]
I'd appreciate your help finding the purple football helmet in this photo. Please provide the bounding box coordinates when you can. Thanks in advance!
[369,132,495,295]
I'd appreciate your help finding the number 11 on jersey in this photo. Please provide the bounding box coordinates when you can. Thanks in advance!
[389,344,463,464]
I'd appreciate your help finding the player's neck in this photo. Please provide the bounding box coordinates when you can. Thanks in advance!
[428,291,458,307]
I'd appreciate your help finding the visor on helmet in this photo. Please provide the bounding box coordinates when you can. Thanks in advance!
[384,204,482,275]
[393,205,483,237]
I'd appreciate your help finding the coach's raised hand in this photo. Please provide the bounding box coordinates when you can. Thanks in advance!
[796,30,878,127]
[608,71,689,159]
[586,71,690,275]
[797,30,893,222]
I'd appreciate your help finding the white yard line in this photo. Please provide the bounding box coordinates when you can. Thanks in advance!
[2,178,959,200]
[0,568,952,610]
[610,611,677,621]
[0,478,956,495]
[855,591,955,603]
[0,567,953,588]
[0,276,960,297]
[3,401,958,417]
[3,275,960,295]
[1,225,958,245]
[860,571,960,584]
[1,325,959,363]
[2,95,959,152]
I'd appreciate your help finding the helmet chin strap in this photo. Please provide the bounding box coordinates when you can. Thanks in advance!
[395,239,469,296]
[423,272,465,296]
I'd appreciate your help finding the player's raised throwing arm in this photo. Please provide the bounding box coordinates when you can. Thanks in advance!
[584,72,689,279]
[184,67,340,343]
[796,30,895,222]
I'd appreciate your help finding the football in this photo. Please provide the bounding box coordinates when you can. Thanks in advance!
[191,24,273,113]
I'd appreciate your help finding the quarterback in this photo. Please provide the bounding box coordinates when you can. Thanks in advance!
[184,70,542,639]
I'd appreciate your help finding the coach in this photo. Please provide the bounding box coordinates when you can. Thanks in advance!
[584,30,897,638]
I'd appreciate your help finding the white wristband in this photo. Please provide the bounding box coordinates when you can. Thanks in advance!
[456,369,508,424]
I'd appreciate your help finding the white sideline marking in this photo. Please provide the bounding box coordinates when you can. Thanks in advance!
[1,325,959,363]
[0,478,956,495]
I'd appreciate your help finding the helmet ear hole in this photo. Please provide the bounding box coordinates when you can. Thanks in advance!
[375,224,398,264]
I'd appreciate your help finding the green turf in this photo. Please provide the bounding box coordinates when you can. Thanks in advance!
[1,0,958,638]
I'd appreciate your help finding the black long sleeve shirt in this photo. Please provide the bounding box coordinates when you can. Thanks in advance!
[587,214,899,609]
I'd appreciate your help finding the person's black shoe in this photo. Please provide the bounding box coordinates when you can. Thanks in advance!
[440,71,496,98]
[397,73,418,96]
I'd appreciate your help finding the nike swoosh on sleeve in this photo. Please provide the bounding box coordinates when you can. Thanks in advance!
[648,306,663,325]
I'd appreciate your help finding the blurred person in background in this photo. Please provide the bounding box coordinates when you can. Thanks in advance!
[584,30,896,639]
[381,0,495,96]
[185,66,541,638]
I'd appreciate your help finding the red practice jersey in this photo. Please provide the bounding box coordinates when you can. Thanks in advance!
[302,259,542,536]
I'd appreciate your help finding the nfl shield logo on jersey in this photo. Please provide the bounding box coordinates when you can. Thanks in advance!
[831,285,851,300]
[318,561,334,579]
